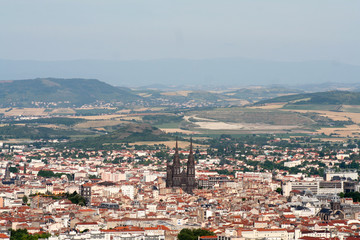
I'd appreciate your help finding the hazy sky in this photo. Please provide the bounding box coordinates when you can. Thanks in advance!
[1,0,360,64]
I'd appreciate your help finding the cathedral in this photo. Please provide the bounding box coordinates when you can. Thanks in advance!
[2,162,16,185]
[166,138,196,194]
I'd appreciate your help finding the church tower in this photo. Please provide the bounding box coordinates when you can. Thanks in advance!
[166,140,173,188]
[4,163,11,180]
[186,138,196,193]
[166,158,173,188]
[166,138,196,194]
[172,139,182,187]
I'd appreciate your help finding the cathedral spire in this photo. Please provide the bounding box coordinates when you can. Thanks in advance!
[173,137,180,160]
[189,137,193,155]
[4,163,11,180]
[175,137,179,155]
[186,138,196,194]
[172,136,182,187]
[187,138,194,165]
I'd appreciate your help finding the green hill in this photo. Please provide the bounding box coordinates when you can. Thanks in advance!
[256,91,360,107]
[0,124,87,140]
[226,87,303,102]
[0,78,140,107]
[66,123,169,149]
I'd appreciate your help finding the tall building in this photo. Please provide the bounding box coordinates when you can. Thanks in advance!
[2,162,15,185]
[166,138,196,194]
[4,163,11,180]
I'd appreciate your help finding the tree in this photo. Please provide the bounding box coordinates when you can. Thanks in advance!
[178,229,195,240]
[276,188,282,194]
[22,196,28,205]
[339,191,360,202]
[178,228,215,240]
[9,167,18,173]
[9,228,51,240]
[37,170,56,178]
[339,161,347,169]
[66,192,87,206]
[155,151,169,159]
[219,158,231,166]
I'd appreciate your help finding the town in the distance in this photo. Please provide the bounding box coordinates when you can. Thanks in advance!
[2,79,360,240]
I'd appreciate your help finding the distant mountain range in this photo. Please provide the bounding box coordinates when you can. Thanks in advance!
[0,78,139,107]
[0,78,304,108]
[2,77,360,109]
[1,58,360,87]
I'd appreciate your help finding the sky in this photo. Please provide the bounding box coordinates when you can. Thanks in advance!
[1,0,360,65]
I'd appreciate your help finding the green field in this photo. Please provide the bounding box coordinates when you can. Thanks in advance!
[155,122,182,129]
[282,104,341,111]
[343,106,360,113]
[190,108,314,125]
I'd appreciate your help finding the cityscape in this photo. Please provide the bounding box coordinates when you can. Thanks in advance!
[1,132,360,239]
[2,1,360,240]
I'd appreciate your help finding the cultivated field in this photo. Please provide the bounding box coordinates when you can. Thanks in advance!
[184,108,315,134]
[255,103,360,137]
[0,108,47,116]
[249,103,286,109]
[316,124,360,138]
[4,103,360,140]
[72,114,127,120]
[37,124,68,129]
[160,128,200,135]
[50,108,76,115]
[343,105,360,113]
[283,109,353,122]
[74,120,126,129]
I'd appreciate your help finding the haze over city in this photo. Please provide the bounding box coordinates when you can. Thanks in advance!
[1,1,360,86]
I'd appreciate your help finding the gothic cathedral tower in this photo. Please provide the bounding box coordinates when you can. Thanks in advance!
[186,138,196,193]
[166,138,197,194]
[172,139,182,187]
